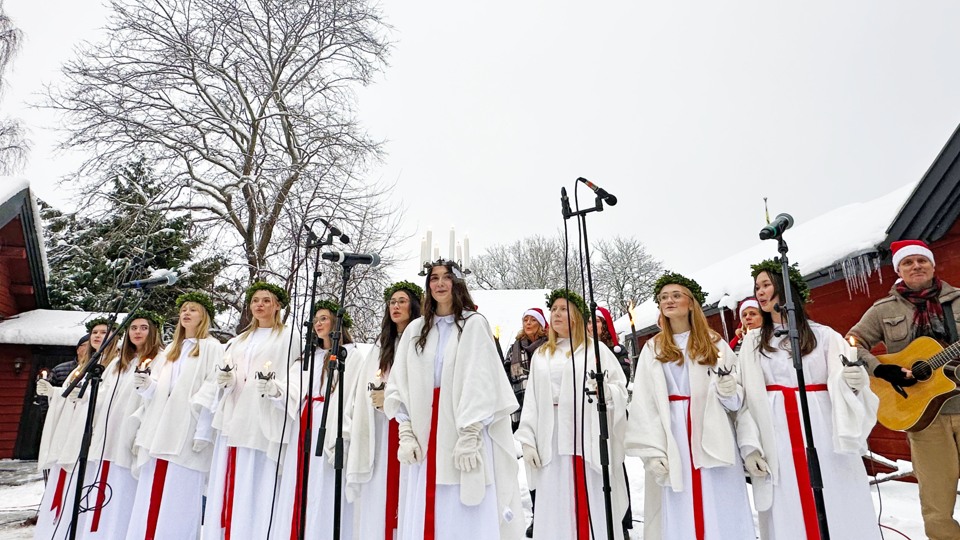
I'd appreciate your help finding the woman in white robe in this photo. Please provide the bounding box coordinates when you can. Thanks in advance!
[347,281,422,540]
[515,289,629,540]
[741,263,881,540]
[203,282,299,540]
[384,260,524,540]
[125,293,224,540]
[626,273,763,540]
[35,318,119,540]
[75,311,163,539]
[264,299,360,540]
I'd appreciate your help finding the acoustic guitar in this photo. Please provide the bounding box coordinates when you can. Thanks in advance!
[871,336,960,432]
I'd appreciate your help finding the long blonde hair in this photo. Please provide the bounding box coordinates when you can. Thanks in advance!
[238,291,284,341]
[653,285,720,366]
[73,324,120,382]
[166,302,212,361]
[541,298,587,357]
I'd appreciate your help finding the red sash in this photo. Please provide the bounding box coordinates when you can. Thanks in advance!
[572,455,590,540]
[669,394,704,540]
[290,396,324,540]
[90,460,111,532]
[385,419,400,540]
[145,459,169,540]
[424,387,441,540]
[49,467,68,521]
[766,384,828,540]
[221,447,238,539]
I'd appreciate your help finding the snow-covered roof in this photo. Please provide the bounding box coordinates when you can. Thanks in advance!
[0,177,30,204]
[615,181,918,334]
[0,177,49,279]
[0,310,126,346]
[471,289,552,343]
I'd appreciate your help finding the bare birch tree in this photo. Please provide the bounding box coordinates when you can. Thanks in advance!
[0,0,27,173]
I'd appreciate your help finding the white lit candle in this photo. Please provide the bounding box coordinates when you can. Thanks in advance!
[449,227,456,260]
[420,237,427,265]
[425,229,433,262]
[456,242,462,263]
[433,246,440,260]
[848,336,858,364]
[264,361,272,373]
[463,236,471,269]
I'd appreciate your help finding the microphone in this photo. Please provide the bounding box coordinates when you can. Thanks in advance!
[119,270,179,289]
[577,177,617,206]
[759,213,795,240]
[321,251,381,267]
[560,187,572,219]
[319,217,350,244]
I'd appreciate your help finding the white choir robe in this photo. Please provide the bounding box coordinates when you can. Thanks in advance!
[125,337,224,540]
[384,313,525,540]
[514,338,630,540]
[738,323,882,540]
[627,332,760,540]
[265,344,361,540]
[35,378,86,538]
[76,357,144,539]
[203,326,299,540]
[347,345,405,540]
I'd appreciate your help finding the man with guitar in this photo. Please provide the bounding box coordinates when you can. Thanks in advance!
[848,239,960,540]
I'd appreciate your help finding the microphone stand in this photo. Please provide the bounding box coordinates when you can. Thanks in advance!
[771,237,830,540]
[296,223,338,540]
[313,260,355,540]
[561,188,616,540]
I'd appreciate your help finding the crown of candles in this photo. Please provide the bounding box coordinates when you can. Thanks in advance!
[419,227,472,276]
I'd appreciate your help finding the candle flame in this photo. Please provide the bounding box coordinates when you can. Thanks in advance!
[494,325,501,339]
[39,369,48,380]
[848,336,857,347]
[628,300,637,326]
[263,361,272,373]
[139,357,153,370]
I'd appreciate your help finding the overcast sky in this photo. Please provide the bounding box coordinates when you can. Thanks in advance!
[5,0,960,284]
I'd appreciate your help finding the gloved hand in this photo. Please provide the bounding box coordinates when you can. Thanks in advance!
[842,365,868,391]
[873,364,917,387]
[744,451,769,477]
[647,457,670,486]
[192,439,210,453]
[35,379,56,397]
[257,377,280,398]
[397,421,422,465]
[217,369,236,389]
[716,374,738,398]
[454,423,483,472]
[522,444,541,469]
[370,388,385,411]
[133,372,154,392]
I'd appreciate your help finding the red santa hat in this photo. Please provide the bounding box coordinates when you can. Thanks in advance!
[522,308,548,329]
[738,297,760,319]
[891,239,935,270]
[595,306,619,347]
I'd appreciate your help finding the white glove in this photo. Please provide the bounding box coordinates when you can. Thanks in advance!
[369,388,385,411]
[522,444,541,469]
[397,421,422,465]
[133,372,153,391]
[744,451,769,477]
[217,369,236,389]
[35,379,56,397]
[192,439,210,453]
[454,423,483,472]
[257,377,280,398]
[716,374,738,398]
[647,457,670,486]
[842,365,868,392]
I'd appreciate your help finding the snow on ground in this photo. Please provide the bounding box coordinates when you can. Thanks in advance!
[0,453,946,539]
[0,310,127,347]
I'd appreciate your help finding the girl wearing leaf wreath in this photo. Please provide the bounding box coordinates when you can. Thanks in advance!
[383,260,524,540]
[738,260,881,540]
[514,289,630,540]
[626,272,763,540]
[34,317,119,539]
[202,282,300,540]
[125,292,225,540]
[347,281,423,540]
[266,298,361,540]
[74,310,164,539]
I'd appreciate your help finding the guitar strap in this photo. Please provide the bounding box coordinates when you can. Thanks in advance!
[943,299,958,344]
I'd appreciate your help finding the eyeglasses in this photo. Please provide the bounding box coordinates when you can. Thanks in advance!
[657,292,686,303]
[389,299,409,306]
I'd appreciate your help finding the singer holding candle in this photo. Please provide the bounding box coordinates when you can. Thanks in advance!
[738,260,881,540]
[126,292,225,540]
[384,260,524,540]
[203,282,299,540]
[347,281,423,540]
[267,299,360,540]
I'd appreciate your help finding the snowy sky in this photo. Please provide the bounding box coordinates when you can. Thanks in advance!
[5,0,960,286]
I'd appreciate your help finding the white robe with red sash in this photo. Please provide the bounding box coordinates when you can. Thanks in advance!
[738,323,881,540]
[35,387,83,539]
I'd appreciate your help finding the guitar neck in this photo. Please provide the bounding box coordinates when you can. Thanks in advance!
[930,340,960,370]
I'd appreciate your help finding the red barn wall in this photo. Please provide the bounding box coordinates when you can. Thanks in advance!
[0,344,32,458]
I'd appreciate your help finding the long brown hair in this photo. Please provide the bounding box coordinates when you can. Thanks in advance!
[653,285,720,366]
[166,301,212,361]
[119,318,163,373]
[378,289,422,374]
[756,270,817,357]
[541,298,587,357]
[416,263,476,353]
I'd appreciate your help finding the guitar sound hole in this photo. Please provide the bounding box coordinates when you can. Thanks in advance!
[911,361,933,382]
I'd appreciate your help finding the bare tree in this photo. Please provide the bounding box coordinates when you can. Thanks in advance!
[44,0,395,291]
[592,236,663,317]
[0,0,27,173]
